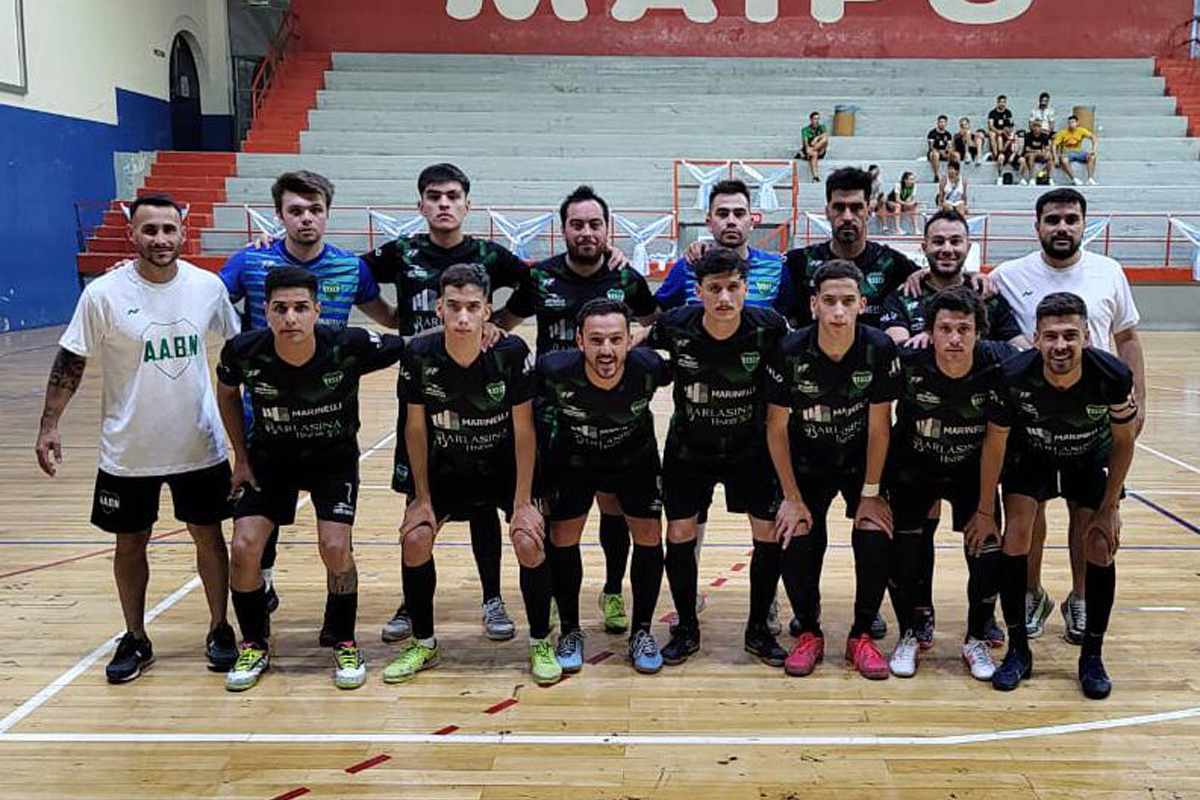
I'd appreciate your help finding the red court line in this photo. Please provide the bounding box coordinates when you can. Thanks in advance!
[434,725,459,735]
[0,526,188,580]
[730,562,746,572]
[266,789,310,800]
[345,754,391,774]
[710,577,727,587]
[484,698,518,714]
[586,649,614,664]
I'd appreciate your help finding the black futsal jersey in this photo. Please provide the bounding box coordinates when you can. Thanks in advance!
[784,240,920,329]
[879,279,1023,343]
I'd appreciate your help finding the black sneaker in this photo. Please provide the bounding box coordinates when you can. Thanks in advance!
[265,582,280,614]
[1078,654,1112,700]
[205,622,238,671]
[744,625,786,667]
[914,607,935,650]
[661,623,700,666]
[106,632,154,683]
[869,612,888,641]
[991,647,1033,692]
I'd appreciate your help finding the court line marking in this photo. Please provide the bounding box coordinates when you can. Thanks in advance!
[0,430,395,737]
[1128,491,1200,536]
[1150,384,1200,396]
[1137,442,1200,477]
[0,527,189,580]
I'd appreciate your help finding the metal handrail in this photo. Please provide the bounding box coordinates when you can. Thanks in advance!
[249,10,299,121]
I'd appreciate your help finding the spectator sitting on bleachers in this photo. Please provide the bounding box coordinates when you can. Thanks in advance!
[927,115,953,181]
[938,161,969,215]
[1020,118,1055,186]
[885,171,921,234]
[1030,91,1056,134]
[868,164,887,227]
[952,116,985,167]
[986,94,1014,162]
[1053,115,1099,186]
[796,111,829,183]
[993,122,1021,184]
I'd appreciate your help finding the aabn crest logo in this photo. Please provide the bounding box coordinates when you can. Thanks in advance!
[446,0,1034,25]
[141,320,201,380]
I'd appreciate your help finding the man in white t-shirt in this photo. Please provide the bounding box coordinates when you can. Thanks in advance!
[989,188,1146,646]
[35,194,242,684]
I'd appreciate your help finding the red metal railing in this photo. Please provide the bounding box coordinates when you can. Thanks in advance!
[249,10,299,122]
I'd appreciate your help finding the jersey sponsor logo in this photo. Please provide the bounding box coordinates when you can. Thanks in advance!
[322,371,345,388]
[140,320,201,379]
[252,383,280,399]
[740,351,760,371]
[677,353,700,370]
[544,294,568,308]
[916,418,942,438]
[432,409,462,430]
[486,380,507,402]
[851,370,873,390]
[606,288,625,302]
[1086,404,1108,420]
[797,379,821,395]
[971,393,988,409]
[630,398,650,415]
[263,406,291,422]
[320,280,345,298]
[801,405,833,423]
[754,279,774,295]
[424,383,448,401]
[916,390,941,405]
[97,490,120,512]
[407,266,430,280]
[684,382,709,404]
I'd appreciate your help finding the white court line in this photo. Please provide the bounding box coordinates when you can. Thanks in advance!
[1137,606,1188,612]
[1150,384,1200,396]
[1128,489,1200,496]
[0,429,395,737]
[1137,442,1200,477]
[4,705,1200,746]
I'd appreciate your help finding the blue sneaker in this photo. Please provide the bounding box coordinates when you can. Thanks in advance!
[629,629,663,674]
[555,629,585,673]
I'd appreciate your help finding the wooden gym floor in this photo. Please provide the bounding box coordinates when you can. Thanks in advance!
[1,324,1198,800]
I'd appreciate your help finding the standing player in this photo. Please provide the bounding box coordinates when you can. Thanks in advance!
[643,247,789,667]
[217,267,405,691]
[539,299,671,674]
[221,170,396,629]
[991,292,1137,698]
[765,261,900,680]
[385,266,554,685]
[35,194,240,682]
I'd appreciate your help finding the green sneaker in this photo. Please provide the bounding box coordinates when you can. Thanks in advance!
[225,643,269,692]
[382,641,440,684]
[333,642,366,690]
[530,638,563,685]
[598,592,629,633]
[1026,586,1054,639]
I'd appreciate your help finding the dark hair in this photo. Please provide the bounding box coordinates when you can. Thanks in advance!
[576,297,631,329]
[127,193,184,222]
[1039,91,1051,101]
[812,259,863,291]
[868,163,879,172]
[809,111,820,119]
[1068,114,1079,122]
[271,170,335,213]
[559,185,610,226]
[265,265,318,301]
[418,163,471,196]
[937,114,949,122]
[439,263,490,296]
[1036,291,1088,324]
[709,178,751,208]
[694,246,748,281]
[926,284,989,336]
[1035,187,1087,221]
[923,208,970,237]
[825,167,874,203]
[997,94,1007,101]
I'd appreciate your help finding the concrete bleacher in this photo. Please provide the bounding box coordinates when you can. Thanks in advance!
[205,54,1200,269]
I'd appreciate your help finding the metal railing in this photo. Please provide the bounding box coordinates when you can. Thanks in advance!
[249,10,299,122]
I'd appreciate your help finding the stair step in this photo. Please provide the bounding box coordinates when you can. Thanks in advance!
[144,175,229,191]
[87,237,201,255]
[150,162,237,179]
[242,141,300,154]
[137,186,225,203]
[156,151,237,166]
[77,252,226,276]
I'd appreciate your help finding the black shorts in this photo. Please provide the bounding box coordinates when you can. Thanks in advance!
[1002,448,1114,510]
[91,461,232,534]
[235,453,360,526]
[429,468,516,523]
[794,470,863,523]
[663,445,779,522]
[391,402,414,494]
[886,473,998,532]
[543,451,663,522]
[954,140,979,158]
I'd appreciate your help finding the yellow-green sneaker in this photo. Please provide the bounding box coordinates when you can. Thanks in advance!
[530,638,563,686]
[598,592,629,633]
[382,641,440,684]
[225,642,269,692]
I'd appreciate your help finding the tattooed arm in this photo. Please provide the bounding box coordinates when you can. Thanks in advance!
[35,348,87,476]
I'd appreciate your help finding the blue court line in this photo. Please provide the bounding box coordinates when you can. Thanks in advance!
[1128,491,1200,537]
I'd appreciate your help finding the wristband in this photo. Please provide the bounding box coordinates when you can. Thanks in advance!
[860,483,880,498]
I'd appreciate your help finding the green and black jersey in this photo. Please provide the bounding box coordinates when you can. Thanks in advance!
[785,240,920,329]
[880,279,1023,342]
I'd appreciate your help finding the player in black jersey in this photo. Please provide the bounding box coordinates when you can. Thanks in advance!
[991,292,1137,698]
[495,187,659,635]
[884,286,1016,680]
[215,267,406,692]
[381,265,558,686]
[642,247,789,667]
[538,298,670,674]
[765,260,900,680]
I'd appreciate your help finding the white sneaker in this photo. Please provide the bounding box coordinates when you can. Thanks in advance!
[1087,177,1098,185]
[1048,177,1056,186]
[482,596,516,641]
[333,642,366,690]
[995,177,1004,185]
[1072,177,1084,186]
[962,637,996,681]
[889,632,920,678]
[225,643,269,692]
[1020,178,1029,186]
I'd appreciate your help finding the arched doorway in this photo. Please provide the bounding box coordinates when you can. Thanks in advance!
[170,33,203,150]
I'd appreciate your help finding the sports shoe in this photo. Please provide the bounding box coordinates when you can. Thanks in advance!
[225,642,269,692]
[1020,178,1030,186]
[661,622,700,665]
[1072,176,1084,186]
[381,604,412,643]
[205,622,238,671]
[1078,653,1112,700]
[991,647,1032,691]
[995,177,1004,185]
[765,599,782,636]
[1061,592,1086,645]
[962,637,996,681]
[629,629,664,674]
[482,597,516,641]
[106,632,154,683]
[333,641,366,690]
[695,593,706,614]
[784,632,824,677]
[598,592,629,633]
[744,625,787,667]
[1026,586,1053,639]
[530,638,563,685]
[382,641,440,684]
[982,616,1006,648]
[1048,177,1056,186]
[845,633,889,680]
[869,612,888,641]
[555,629,585,673]
[263,569,279,614]
[914,607,935,650]
[889,632,920,678]
[1086,177,1098,186]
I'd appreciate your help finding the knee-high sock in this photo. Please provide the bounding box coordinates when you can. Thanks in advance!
[260,525,280,570]
[520,559,553,641]
[630,543,664,632]
[551,542,583,634]
[231,584,269,645]
[1082,561,1116,658]
[665,539,699,628]
[809,521,829,618]
[850,528,890,638]
[781,532,822,635]
[468,506,502,603]
[888,527,924,635]
[749,540,782,630]
[999,552,1029,654]
[401,558,437,641]
[599,513,630,595]
[965,541,1002,640]
[918,517,939,608]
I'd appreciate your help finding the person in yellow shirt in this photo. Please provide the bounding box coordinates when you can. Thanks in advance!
[1052,115,1098,186]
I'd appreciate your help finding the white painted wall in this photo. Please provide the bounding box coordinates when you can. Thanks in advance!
[0,0,229,122]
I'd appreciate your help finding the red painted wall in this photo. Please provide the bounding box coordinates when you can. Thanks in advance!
[292,0,1192,59]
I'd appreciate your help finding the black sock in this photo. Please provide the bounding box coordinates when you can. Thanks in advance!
[401,558,437,641]
[520,559,553,640]
[889,527,924,635]
[918,518,938,608]
[599,513,630,595]
[1083,561,1116,658]
[630,543,664,632]
[748,540,782,630]
[850,528,890,638]
[323,591,358,643]
[468,507,502,603]
[231,584,269,645]
[781,533,821,635]
[552,543,583,634]
[999,552,1029,654]
[808,521,829,621]
[665,539,699,628]
[260,525,279,570]
[965,541,1002,640]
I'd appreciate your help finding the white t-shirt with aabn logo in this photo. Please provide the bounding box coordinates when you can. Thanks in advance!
[60,260,240,476]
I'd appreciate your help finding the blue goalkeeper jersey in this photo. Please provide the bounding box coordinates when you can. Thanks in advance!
[654,246,795,315]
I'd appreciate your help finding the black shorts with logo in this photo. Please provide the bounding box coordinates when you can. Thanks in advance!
[885,472,998,532]
[794,469,864,523]
[91,461,232,534]
[429,467,517,523]
[663,443,779,522]
[543,450,663,522]
[234,452,360,526]
[1002,447,1114,510]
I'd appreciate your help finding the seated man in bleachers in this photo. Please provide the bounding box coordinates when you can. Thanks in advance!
[992,122,1021,185]
[1020,118,1055,186]
[952,117,986,168]
[796,111,829,183]
[1053,115,1099,186]
[986,95,1014,162]
[1030,92,1056,134]
[927,115,953,182]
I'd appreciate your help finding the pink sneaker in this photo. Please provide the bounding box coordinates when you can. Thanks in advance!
[845,633,889,680]
[784,632,824,677]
